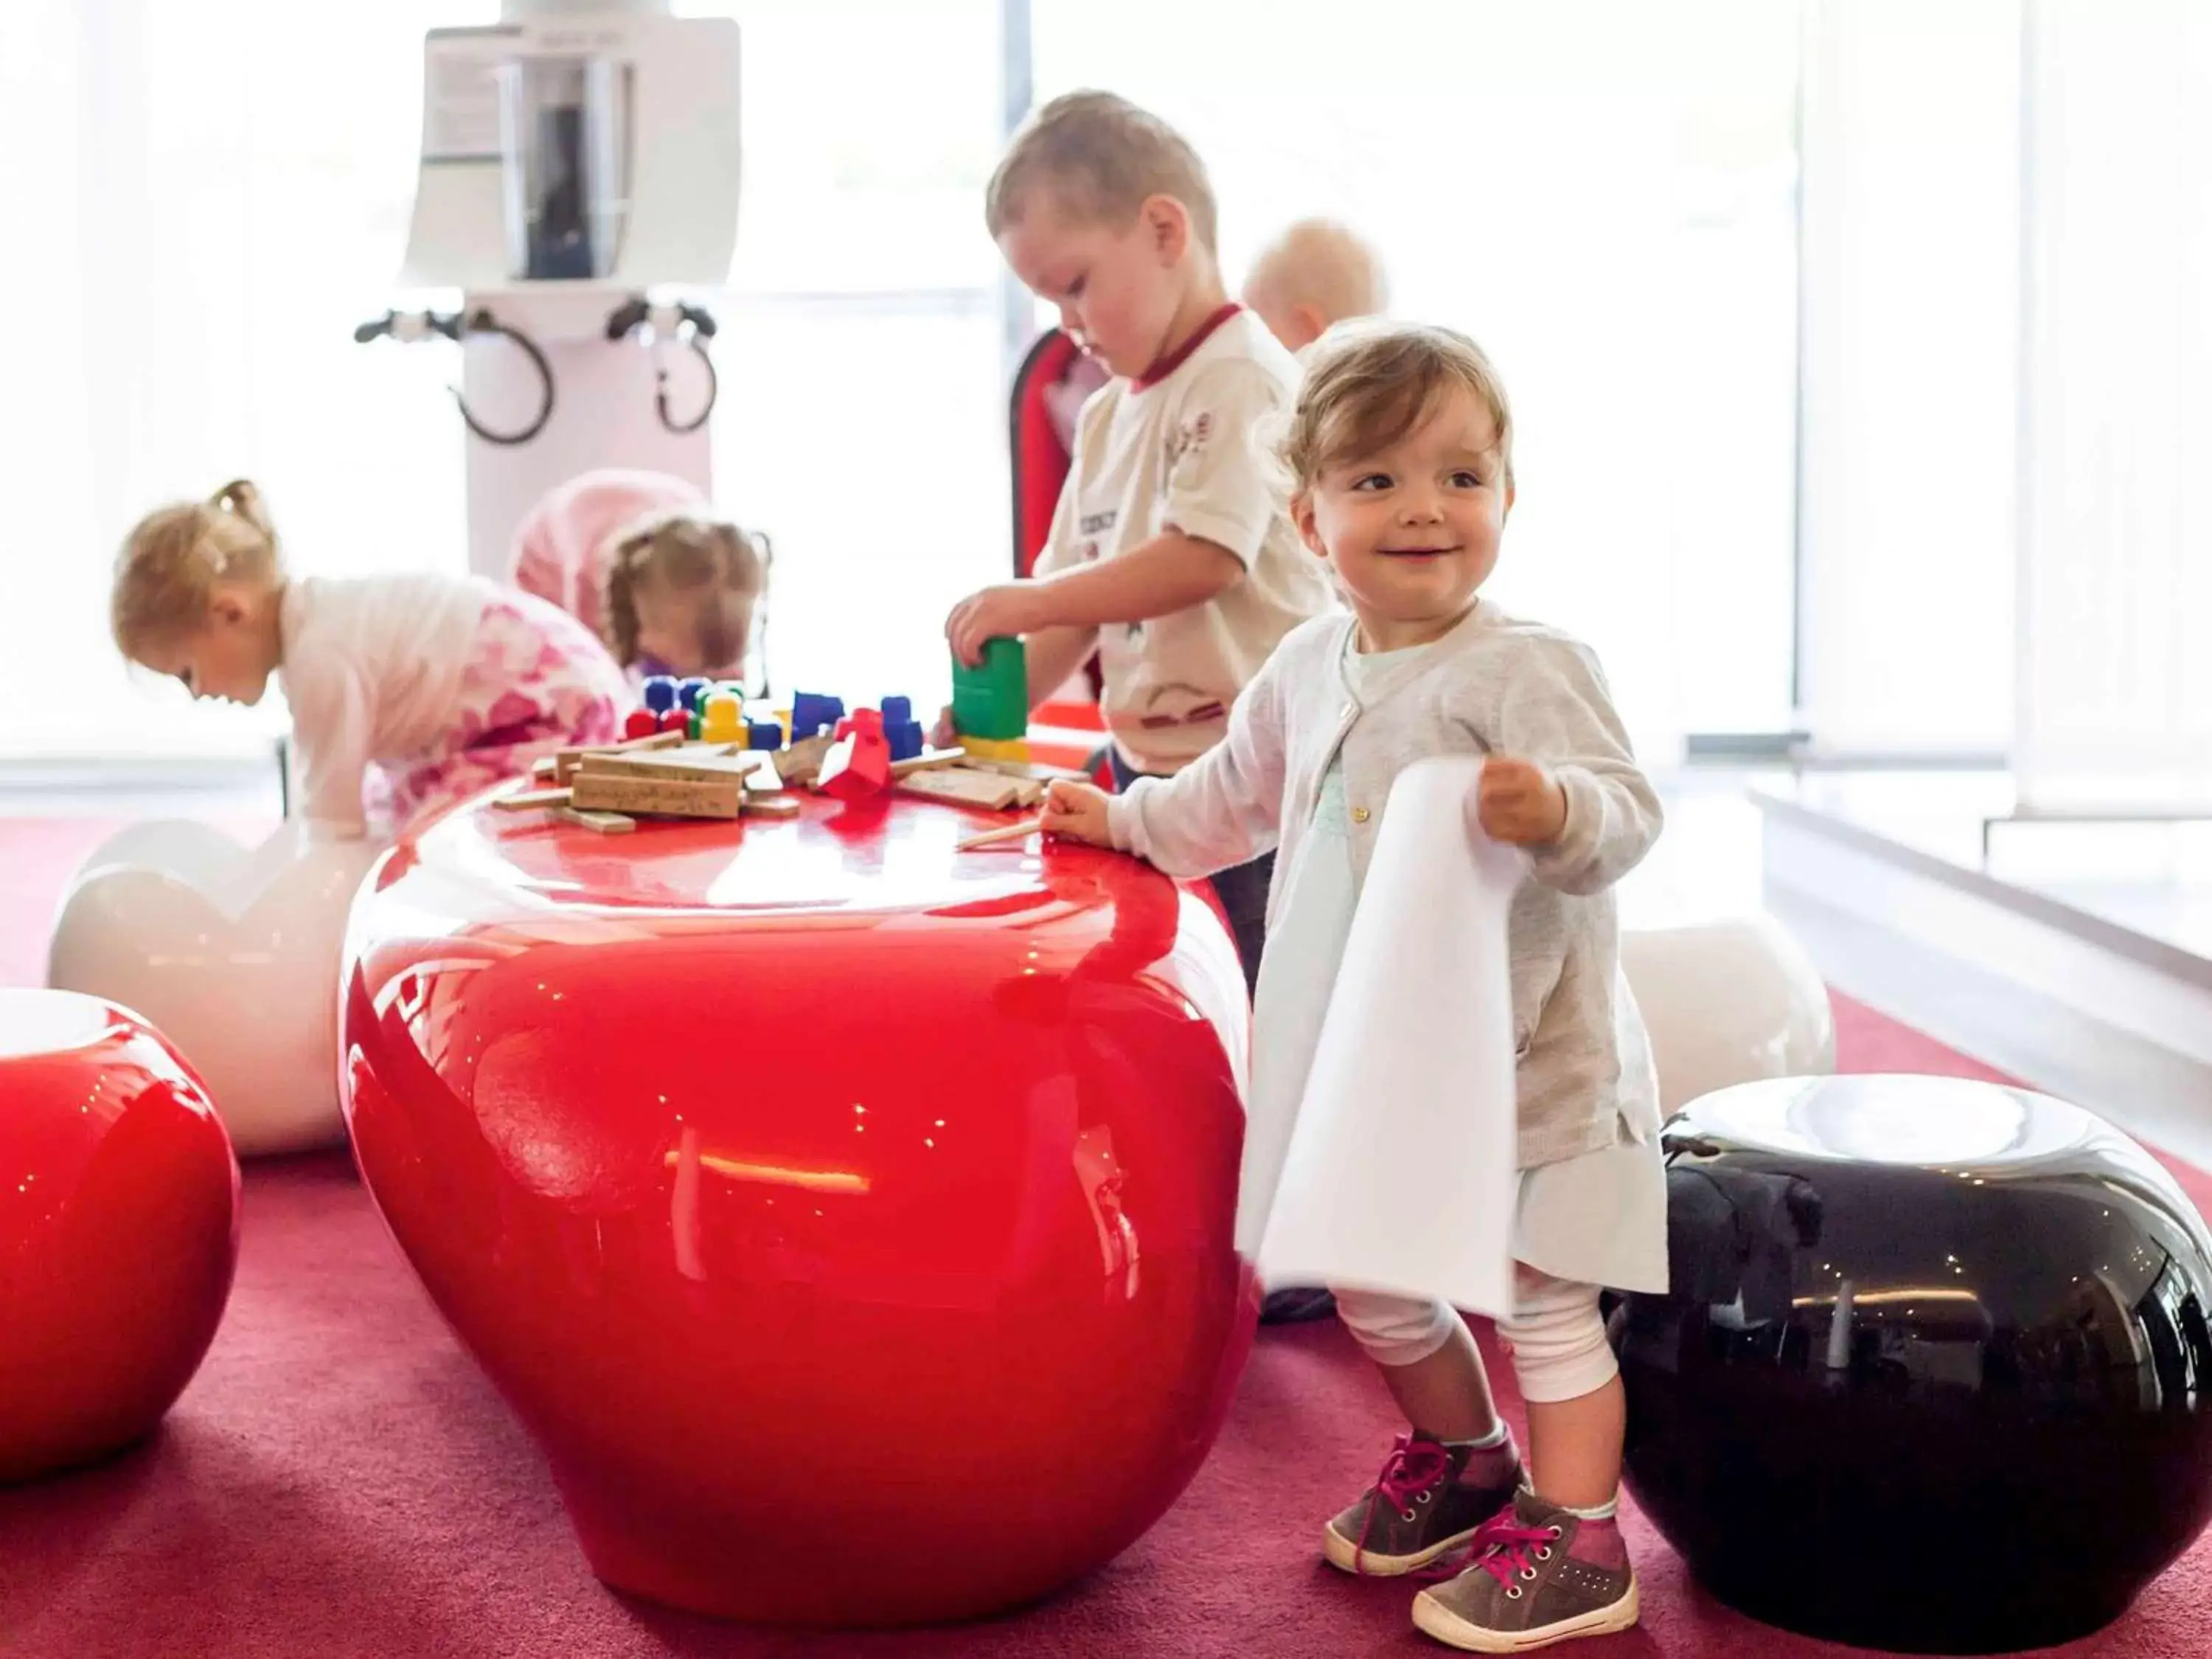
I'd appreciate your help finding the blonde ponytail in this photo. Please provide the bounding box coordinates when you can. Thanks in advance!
[210,479,278,546]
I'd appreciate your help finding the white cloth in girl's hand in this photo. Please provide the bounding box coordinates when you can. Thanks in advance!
[1254,757,1525,1318]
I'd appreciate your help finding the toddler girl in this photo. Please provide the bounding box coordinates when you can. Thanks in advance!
[114,479,629,841]
[598,507,769,686]
[1040,321,1666,1652]
[506,467,706,639]
[507,467,768,684]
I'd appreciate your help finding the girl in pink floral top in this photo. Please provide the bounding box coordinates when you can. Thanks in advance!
[113,479,627,841]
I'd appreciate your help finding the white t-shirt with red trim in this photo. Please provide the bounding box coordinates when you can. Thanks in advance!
[1033,305,1336,776]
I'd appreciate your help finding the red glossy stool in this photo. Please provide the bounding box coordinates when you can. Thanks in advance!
[0,989,240,1484]
[342,790,1256,1626]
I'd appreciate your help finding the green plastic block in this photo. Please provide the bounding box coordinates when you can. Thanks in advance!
[951,636,1029,740]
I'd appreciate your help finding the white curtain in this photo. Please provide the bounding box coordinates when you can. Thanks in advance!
[1795,0,2021,755]
[0,0,484,759]
[1798,0,2212,791]
[2013,0,2212,808]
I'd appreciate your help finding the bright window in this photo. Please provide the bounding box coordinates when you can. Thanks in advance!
[1033,0,1804,757]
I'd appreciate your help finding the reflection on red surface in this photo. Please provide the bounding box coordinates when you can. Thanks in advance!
[342,791,1256,1625]
[0,991,240,1484]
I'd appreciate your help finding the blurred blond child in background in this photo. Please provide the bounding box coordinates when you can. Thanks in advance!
[1242,218,1390,355]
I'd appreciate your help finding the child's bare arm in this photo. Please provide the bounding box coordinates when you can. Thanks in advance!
[945,534,1240,665]
[1020,624,1097,706]
[1020,532,1242,629]
[289,663,376,841]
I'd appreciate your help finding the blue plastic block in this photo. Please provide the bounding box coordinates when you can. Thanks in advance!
[885,719,925,762]
[790,691,846,741]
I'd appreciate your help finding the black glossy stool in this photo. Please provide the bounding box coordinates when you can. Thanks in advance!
[1615,1074,2212,1653]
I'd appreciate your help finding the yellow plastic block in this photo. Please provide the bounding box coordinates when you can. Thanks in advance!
[959,736,1032,763]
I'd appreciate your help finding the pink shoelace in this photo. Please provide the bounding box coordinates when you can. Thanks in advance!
[1467,1506,1563,1593]
[1353,1434,1453,1573]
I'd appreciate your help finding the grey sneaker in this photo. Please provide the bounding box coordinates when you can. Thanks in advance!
[1322,1432,1525,1576]
[1411,1491,1639,1652]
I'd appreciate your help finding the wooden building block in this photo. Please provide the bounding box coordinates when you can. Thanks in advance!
[776,732,835,788]
[956,815,1043,851]
[888,746,967,778]
[740,793,803,820]
[897,768,1027,812]
[494,786,574,812]
[570,773,744,818]
[553,728,687,783]
[580,748,763,787]
[554,806,635,834]
[960,757,1087,784]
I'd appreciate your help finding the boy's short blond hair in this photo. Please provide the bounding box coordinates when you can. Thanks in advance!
[1279,321,1516,495]
[986,90,1218,254]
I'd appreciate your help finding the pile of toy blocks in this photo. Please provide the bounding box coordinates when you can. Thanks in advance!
[492,728,794,833]
[494,646,1087,832]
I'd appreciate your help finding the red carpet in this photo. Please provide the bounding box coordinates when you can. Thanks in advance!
[3,817,2208,1657]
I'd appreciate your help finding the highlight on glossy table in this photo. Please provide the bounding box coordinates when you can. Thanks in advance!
[340,783,1258,1626]
[0,988,241,1485]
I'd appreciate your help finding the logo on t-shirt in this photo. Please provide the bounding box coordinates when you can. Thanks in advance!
[1166,411,1213,470]
[1133,681,1228,730]
[1079,508,1118,536]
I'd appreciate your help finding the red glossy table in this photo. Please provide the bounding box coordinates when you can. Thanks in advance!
[0,989,240,1484]
[340,786,1257,1626]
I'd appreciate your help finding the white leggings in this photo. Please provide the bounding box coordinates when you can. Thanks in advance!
[1333,1268,1616,1405]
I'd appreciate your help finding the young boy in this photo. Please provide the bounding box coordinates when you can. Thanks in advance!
[1241,218,1391,355]
[943,90,1335,995]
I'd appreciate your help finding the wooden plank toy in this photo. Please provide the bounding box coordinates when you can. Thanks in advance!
[740,794,803,821]
[570,773,744,819]
[776,732,836,788]
[553,728,687,784]
[494,786,575,813]
[962,762,1086,787]
[554,805,636,834]
[956,815,1045,852]
[897,768,1028,812]
[580,748,763,787]
[889,746,967,778]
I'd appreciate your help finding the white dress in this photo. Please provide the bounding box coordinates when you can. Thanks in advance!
[1246,634,1669,1298]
